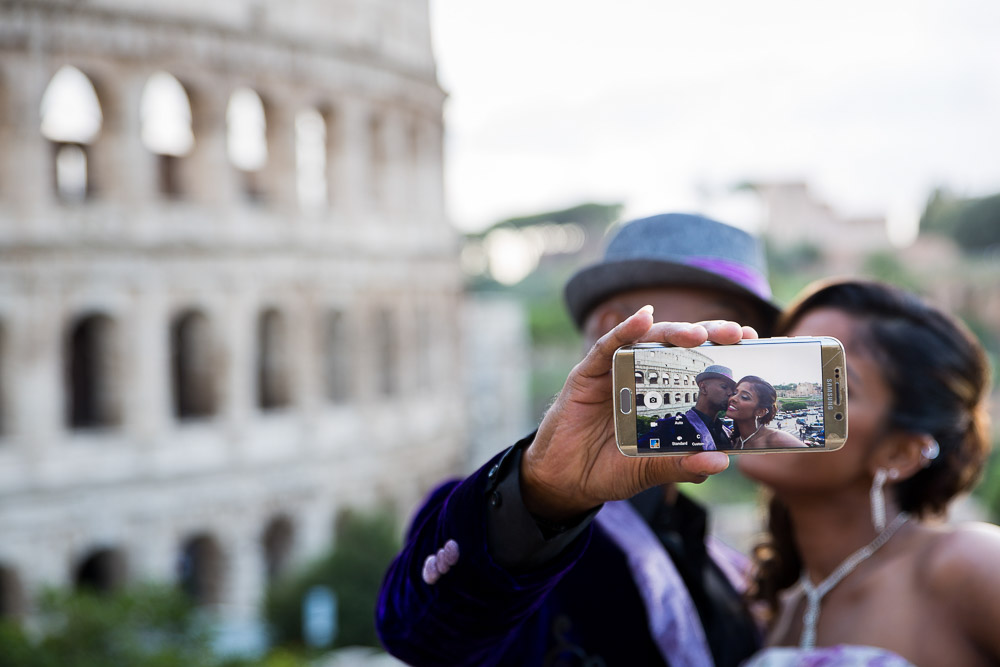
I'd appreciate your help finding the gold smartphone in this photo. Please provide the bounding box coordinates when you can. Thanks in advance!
[613,337,847,455]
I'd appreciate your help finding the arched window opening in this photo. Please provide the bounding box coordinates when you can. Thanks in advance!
[178,534,224,607]
[258,309,290,410]
[407,119,421,208]
[171,310,216,420]
[322,310,351,403]
[685,393,692,403]
[648,372,658,385]
[227,87,268,202]
[0,322,6,436]
[0,565,25,619]
[414,309,433,390]
[40,66,103,203]
[634,371,644,384]
[140,71,194,198]
[296,108,327,212]
[74,547,127,594]
[261,516,295,583]
[368,113,386,205]
[374,308,397,396]
[66,313,120,429]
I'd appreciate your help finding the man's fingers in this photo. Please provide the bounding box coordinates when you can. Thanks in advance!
[644,452,730,486]
[679,451,731,478]
[638,321,707,348]
[698,320,746,345]
[577,306,655,379]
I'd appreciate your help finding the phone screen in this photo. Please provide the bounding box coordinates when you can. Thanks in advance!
[615,338,846,455]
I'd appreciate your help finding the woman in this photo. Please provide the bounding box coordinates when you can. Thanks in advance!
[727,375,807,450]
[739,279,1000,666]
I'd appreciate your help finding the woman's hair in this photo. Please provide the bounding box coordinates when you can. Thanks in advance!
[735,375,778,427]
[750,278,992,618]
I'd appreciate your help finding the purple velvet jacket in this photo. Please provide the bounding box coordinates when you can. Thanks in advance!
[376,446,756,666]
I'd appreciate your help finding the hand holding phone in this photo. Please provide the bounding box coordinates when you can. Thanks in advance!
[612,337,848,455]
[520,308,752,521]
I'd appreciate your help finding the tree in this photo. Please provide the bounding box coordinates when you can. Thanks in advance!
[264,509,399,652]
[0,585,230,667]
[920,188,1000,254]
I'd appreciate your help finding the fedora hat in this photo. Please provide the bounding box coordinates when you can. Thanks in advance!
[696,364,735,384]
[564,213,779,329]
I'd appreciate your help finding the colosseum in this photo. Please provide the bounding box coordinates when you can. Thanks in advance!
[0,0,467,637]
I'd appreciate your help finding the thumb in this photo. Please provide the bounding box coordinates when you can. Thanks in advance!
[645,452,730,486]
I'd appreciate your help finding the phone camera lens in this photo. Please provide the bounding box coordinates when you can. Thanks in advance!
[834,412,843,421]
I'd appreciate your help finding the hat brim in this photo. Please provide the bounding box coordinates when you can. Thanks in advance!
[564,258,780,330]
[695,372,734,384]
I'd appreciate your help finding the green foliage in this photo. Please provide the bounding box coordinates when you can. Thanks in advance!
[683,464,760,505]
[765,240,822,275]
[920,188,1000,254]
[264,509,400,652]
[860,251,921,292]
[0,584,222,667]
[527,293,581,346]
[762,239,824,306]
[778,399,808,413]
[483,202,623,235]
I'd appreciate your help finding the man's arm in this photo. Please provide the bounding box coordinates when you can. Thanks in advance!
[376,308,756,664]
[375,441,595,666]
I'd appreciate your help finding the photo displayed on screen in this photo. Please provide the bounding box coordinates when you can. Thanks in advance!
[633,342,825,452]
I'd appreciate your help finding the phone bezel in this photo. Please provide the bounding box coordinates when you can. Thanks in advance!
[613,337,848,456]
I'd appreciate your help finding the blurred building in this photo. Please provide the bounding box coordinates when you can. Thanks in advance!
[0,0,465,633]
[633,347,712,419]
[753,181,890,271]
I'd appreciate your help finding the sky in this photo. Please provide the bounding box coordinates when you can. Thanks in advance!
[429,0,1000,237]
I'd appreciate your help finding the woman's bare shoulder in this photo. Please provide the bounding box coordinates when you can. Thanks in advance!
[917,521,1000,659]
[920,521,1000,599]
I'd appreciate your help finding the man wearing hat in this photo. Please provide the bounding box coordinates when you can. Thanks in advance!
[639,364,737,451]
[377,213,778,666]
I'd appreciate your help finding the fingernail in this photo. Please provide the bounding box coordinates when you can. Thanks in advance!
[639,305,654,316]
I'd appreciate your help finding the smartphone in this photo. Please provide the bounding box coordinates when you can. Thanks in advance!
[612,336,847,455]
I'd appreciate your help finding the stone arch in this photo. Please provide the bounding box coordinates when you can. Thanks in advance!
[322,309,351,403]
[368,111,386,206]
[171,309,216,419]
[261,515,295,583]
[66,313,121,429]
[634,370,644,384]
[73,546,128,594]
[374,306,397,396]
[40,65,103,203]
[0,320,6,436]
[648,371,659,385]
[405,115,423,210]
[258,308,290,410]
[227,86,268,202]
[295,107,327,211]
[140,71,194,198]
[178,533,225,606]
[0,564,25,619]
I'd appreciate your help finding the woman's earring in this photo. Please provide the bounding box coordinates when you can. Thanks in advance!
[870,467,900,532]
[921,439,940,466]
